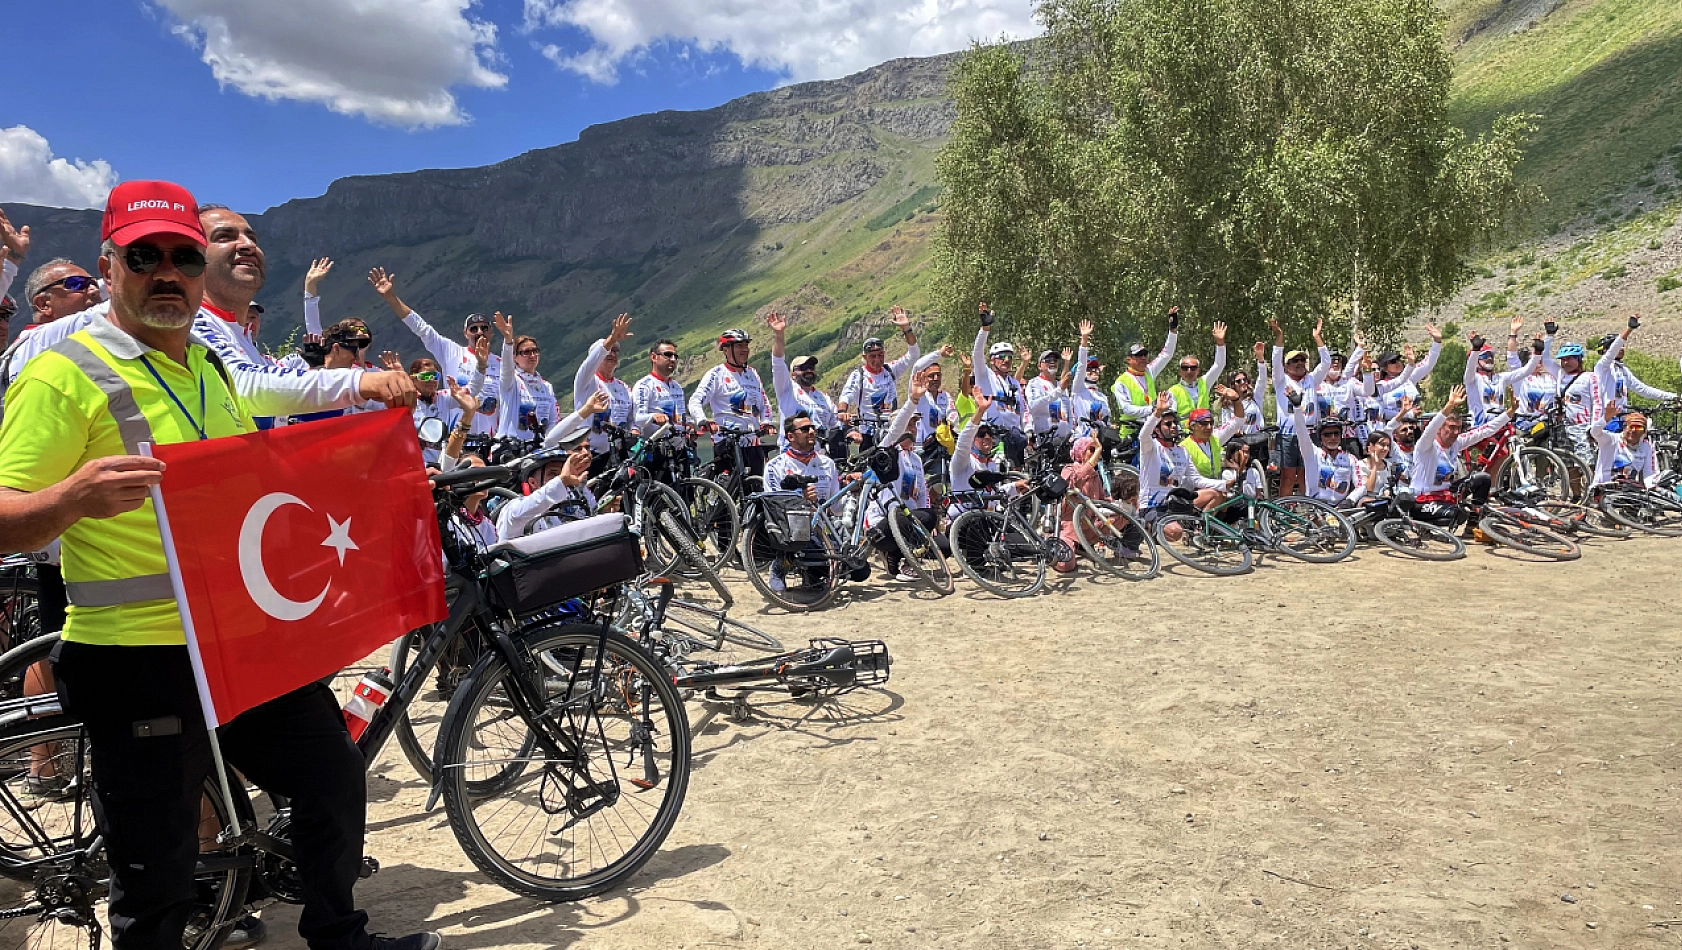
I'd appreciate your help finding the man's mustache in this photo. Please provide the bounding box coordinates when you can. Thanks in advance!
[148,281,187,298]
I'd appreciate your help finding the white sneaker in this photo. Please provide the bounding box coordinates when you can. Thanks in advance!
[769,573,786,593]
[893,570,919,583]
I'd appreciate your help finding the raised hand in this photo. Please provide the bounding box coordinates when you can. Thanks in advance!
[1312,318,1325,347]
[939,343,957,359]
[366,267,396,296]
[1154,391,1174,413]
[1269,317,1283,346]
[890,305,911,329]
[1509,314,1524,336]
[1251,340,1266,361]
[560,445,592,487]
[607,312,633,346]
[911,374,928,402]
[1079,319,1095,341]
[1403,343,1416,364]
[958,352,973,369]
[1446,385,1467,409]
[472,335,490,371]
[1425,322,1443,344]
[973,393,993,415]
[0,209,30,260]
[493,311,513,342]
[766,310,787,335]
[378,350,402,372]
[1062,346,1074,362]
[448,379,479,417]
[305,258,334,295]
[978,302,994,328]
[583,389,611,415]
[1167,306,1180,332]
[1399,395,1415,417]
[1212,321,1227,346]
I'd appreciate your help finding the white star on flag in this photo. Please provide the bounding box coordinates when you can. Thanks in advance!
[321,514,359,566]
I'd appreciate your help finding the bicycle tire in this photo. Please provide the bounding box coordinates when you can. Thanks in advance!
[1153,512,1253,576]
[662,599,783,653]
[1478,513,1580,560]
[1373,518,1465,561]
[653,509,733,607]
[675,477,740,574]
[1264,497,1357,563]
[739,524,841,612]
[1599,487,1682,536]
[1494,446,1570,501]
[947,509,1048,598]
[1073,501,1160,580]
[1246,460,1271,500]
[0,632,57,705]
[435,625,690,902]
[390,628,480,784]
[0,714,252,950]
[1534,500,1631,540]
[0,567,42,659]
[887,507,954,596]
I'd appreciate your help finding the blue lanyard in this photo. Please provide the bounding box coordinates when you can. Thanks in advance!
[138,355,208,441]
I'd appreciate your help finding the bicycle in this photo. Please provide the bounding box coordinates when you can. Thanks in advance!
[1344,495,1466,561]
[1590,473,1682,536]
[1152,491,1357,576]
[0,465,694,948]
[589,423,739,587]
[945,460,1074,598]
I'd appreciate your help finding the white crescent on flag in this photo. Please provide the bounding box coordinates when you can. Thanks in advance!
[238,492,332,622]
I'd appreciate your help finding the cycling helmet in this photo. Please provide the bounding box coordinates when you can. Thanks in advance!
[1556,342,1585,359]
[1126,342,1149,358]
[717,328,752,348]
[1316,416,1344,435]
[988,342,1015,359]
[1593,333,1618,353]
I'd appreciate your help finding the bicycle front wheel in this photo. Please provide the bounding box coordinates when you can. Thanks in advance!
[1600,488,1682,536]
[1264,497,1357,563]
[1373,518,1465,561]
[1154,512,1253,576]
[436,625,691,902]
[1074,501,1159,580]
[948,509,1048,598]
[740,524,841,613]
[1479,513,1581,560]
[675,478,740,574]
[887,508,954,596]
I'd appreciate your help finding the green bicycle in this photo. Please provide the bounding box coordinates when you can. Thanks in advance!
[1153,491,1357,576]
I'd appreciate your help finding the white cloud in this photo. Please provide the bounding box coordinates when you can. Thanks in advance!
[158,0,508,128]
[0,126,117,209]
[523,0,1039,84]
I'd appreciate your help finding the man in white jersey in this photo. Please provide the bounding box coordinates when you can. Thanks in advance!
[1589,402,1658,488]
[1023,348,1073,442]
[573,312,636,457]
[1269,317,1332,497]
[371,267,496,433]
[630,338,687,429]
[1289,397,1362,506]
[766,311,841,452]
[690,327,772,482]
[761,410,859,593]
[1591,322,1676,411]
[969,304,1028,465]
[838,305,920,450]
[1068,320,1112,437]
[1408,386,1509,532]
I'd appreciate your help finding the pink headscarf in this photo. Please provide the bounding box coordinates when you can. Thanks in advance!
[1070,436,1098,465]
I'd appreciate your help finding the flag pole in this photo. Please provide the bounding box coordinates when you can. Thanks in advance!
[141,442,241,838]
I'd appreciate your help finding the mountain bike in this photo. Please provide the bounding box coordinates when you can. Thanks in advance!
[0,466,694,949]
[590,423,738,587]
[1590,473,1682,536]
[946,465,1072,599]
[1152,491,1357,576]
[1470,487,1583,560]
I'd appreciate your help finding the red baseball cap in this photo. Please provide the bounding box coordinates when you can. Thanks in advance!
[101,180,206,247]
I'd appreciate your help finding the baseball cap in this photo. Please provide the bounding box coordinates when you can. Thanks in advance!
[1126,342,1149,358]
[1377,351,1402,365]
[1039,349,1061,363]
[862,337,885,353]
[464,312,490,330]
[1285,349,1308,363]
[102,180,205,247]
[791,355,819,371]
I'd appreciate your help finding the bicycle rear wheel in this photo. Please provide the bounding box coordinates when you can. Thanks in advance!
[740,525,841,612]
[1154,513,1253,576]
[887,508,954,596]
[1495,447,1570,501]
[654,510,733,607]
[1478,513,1581,559]
[0,633,57,706]
[948,509,1048,598]
[436,625,690,902]
[1073,501,1159,580]
[1373,518,1465,560]
[1599,488,1682,536]
[1264,497,1357,563]
[1534,500,1631,539]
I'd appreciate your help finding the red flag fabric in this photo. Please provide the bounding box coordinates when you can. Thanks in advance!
[152,409,446,727]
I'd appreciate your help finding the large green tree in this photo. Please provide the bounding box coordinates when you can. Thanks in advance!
[933,0,1535,365]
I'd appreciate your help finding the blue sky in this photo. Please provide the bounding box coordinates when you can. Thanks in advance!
[4,0,1036,213]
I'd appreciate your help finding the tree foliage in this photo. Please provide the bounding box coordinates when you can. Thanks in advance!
[933,0,1536,367]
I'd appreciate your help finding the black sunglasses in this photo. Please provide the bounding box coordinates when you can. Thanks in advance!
[336,338,371,350]
[653,350,678,359]
[791,424,817,433]
[516,347,540,357]
[43,274,99,294]
[122,244,207,278]
[1179,364,1200,371]
[464,324,491,334]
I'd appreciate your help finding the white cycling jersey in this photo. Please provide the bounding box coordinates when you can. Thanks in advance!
[500,342,561,444]
[1137,411,1228,509]
[770,354,840,445]
[1291,404,1360,505]
[840,346,919,429]
[1589,417,1658,487]
[496,477,597,540]
[1272,345,1332,435]
[400,309,501,434]
[1024,375,1073,438]
[630,373,687,429]
[571,339,632,453]
[1409,410,1509,496]
[689,362,770,437]
[969,327,1026,432]
[764,447,841,499]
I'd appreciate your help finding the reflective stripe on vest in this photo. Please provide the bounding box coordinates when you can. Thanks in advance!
[1181,435,1222,479]
[50,335,168,608]
[53,337,155,454]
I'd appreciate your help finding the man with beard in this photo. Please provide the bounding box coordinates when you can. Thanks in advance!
[0,181,439,950]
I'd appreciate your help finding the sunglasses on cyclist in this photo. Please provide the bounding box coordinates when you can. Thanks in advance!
[653,350,677,359]
[464,323,491,335]
[412,371,440,382]
[122,244,207,278]
[336,338,371,350]
[791,424,817,434]
[516,347,541,357]
[1179,364,1200,372]
[43,275,99,294]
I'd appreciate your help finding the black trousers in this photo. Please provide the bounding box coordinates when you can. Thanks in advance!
[870,508,939,572]
[52,641,370,950]
[38,562,68,635]
[1000,429,1028,467]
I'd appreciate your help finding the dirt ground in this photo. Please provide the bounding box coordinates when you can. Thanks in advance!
[264,536,1682,950]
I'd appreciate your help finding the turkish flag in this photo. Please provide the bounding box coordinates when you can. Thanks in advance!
[152,409,446,727]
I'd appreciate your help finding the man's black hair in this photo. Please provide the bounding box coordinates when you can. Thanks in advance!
[783,409,813,434]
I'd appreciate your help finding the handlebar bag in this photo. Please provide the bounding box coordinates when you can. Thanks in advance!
[757,491,817,553]
[484,513,643,614]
